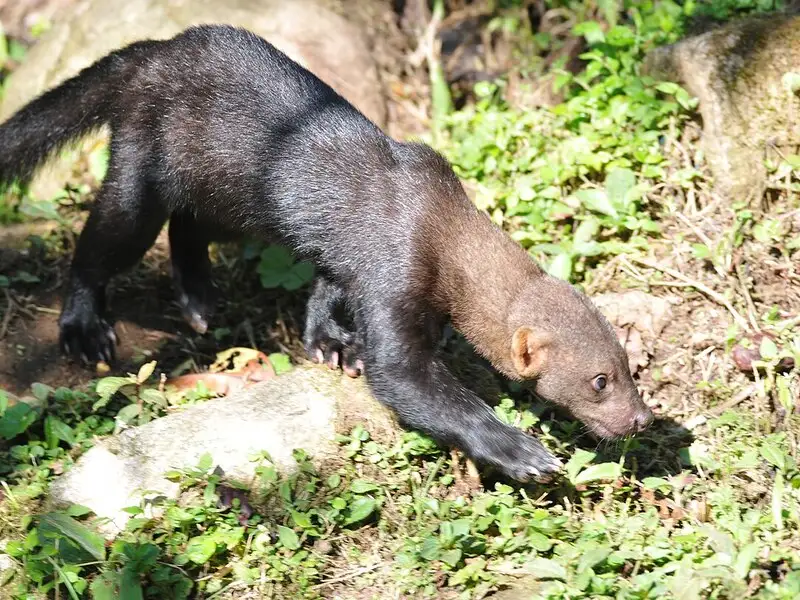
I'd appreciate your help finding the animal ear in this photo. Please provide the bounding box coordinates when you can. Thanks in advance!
[511,327,551,379]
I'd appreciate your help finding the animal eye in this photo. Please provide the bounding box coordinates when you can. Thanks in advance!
[592,375,607,392]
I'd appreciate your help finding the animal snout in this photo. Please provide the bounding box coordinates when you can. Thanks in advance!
[632,407,654,433]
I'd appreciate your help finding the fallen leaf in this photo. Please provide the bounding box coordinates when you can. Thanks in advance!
[593,291,676,374]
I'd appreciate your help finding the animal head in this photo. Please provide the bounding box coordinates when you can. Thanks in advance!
[507,275,653,438]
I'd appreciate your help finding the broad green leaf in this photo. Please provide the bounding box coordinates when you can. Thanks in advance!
[574,218,600,244]
[185,535,217,564]
[350,480,380,494]
[344,496,377,526]
[655,81,680,95]
[783,154,800,169]
[115,403,141,425]
[291,510,313,529]
[573,21,605,44]
[38,512,106,561]
[31,382,54,402]
[90,570,120,600]
[120,566,144,600]
[259,245,294,269]
[527,530,554,552]
[139,388,168,408]
[547,253,573,281]
[734,542,761,580]
[572,240,605,257]
[440,548,462,567]
[641,477,672,490]
[760,440,787,471]
[19,198,60,221]
[282,261,315,290]
[577,545,612,574]
[606,25,635,47]
[605,168,637,210]
[259,270,286,289]
[564,449,597,483]
[759,336,778,361]
[66,505,93,518]
[197,452,214,473]
[0,401,37,439]
[419,536,440,561]
[268,353,293,375]
[94,377,133,410]
[523,557,567,580]
[575,189,618,219]
[277,525,300,550]
[597,0,619,26]
[44,416,75,449]
[574,462,622,485]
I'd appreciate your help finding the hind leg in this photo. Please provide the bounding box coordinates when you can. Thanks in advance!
[303,277,364,377]
[59,138,167,364]
[168,212,218,334]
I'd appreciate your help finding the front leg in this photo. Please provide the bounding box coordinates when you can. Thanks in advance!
[360,302,562,483]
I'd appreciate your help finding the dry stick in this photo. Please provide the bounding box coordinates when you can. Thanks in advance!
[735,263,762,333]
[628,256,751,331]
[709,384,757,417]
[0,288,16,339]
[310,563,382,589]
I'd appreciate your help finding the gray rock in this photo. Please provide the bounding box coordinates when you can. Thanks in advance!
[0,553,15,582]
[1,0,387,199]
[642,14,800,204]
[47,366,397,537]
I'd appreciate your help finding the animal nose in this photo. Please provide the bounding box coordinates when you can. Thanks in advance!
[633,408,654,433]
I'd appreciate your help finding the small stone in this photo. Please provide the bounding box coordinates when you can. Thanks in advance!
[47,366,396,538]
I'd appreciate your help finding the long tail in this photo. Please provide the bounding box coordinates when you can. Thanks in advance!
[0,40,156,188]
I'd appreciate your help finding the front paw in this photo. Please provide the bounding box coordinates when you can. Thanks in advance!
[467,425,563,484]
[304,328,364,378]
[59,311,118,365]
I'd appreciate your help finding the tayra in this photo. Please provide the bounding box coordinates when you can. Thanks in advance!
[0,25,653,481]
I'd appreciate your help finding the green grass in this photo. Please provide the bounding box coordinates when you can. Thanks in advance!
[1,0,799,598]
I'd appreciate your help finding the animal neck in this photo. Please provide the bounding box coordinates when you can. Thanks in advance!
[431,205,544,378]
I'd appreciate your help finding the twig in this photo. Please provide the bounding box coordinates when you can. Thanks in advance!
[310,563,381,589]
[673,211,725,276]
[735,263,761,333]
[0,288,17,339]
[32,305,60,315]
[628,256,751,331]
[709,384,757,416]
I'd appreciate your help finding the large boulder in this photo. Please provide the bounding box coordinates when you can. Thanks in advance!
[643,14,800,204]
[1,0,388,198]
[47,366,398,537]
